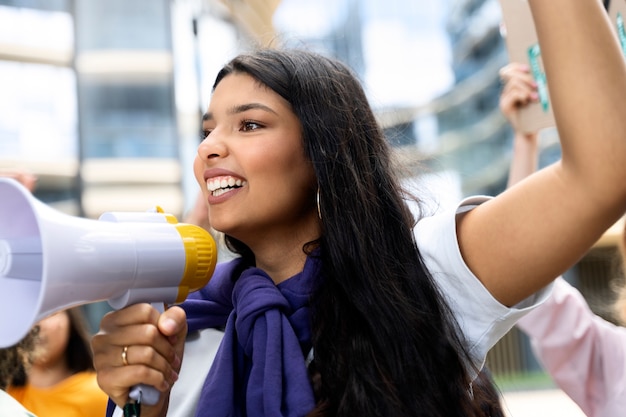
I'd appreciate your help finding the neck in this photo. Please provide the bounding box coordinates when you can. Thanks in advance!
[243,213,321,284]
[253,242,313,284]
[28,360,74,388]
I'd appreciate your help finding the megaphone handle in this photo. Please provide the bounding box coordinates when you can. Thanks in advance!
[128,302,166,407]
[129,383,160,406]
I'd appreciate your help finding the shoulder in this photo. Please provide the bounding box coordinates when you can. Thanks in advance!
[55,372,109,410]
[0,390,38,417]
[59,371,105,392]
[415,196,552,370]
[414,195,490,278]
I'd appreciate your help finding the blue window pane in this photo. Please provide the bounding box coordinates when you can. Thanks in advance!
[75,0,171,51]
[79,79,177,159]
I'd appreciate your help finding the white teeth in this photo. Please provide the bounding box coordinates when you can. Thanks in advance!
[206,176,245,196]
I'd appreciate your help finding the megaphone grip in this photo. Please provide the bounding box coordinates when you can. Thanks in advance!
[129,383,160,406]
[128,302,166,407]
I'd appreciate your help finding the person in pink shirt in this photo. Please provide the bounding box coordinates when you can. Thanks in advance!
[499,61,626,417]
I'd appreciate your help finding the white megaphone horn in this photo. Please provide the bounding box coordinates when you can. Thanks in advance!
[0,176,217,348]
[0,177,218,405]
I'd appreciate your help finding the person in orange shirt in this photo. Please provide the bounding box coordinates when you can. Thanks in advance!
[8,308,108,417]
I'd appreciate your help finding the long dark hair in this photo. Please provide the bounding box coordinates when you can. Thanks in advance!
[0,327,38,390]
[213,48,500,416]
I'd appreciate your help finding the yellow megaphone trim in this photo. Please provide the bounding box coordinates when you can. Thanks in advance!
[173,223,218,303]
[155,206,179,225]
[152,206,217,303]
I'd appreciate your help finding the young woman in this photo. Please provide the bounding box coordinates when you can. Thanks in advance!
[8,308,108,417]
[500,60,626,417]
[91,1,626,416]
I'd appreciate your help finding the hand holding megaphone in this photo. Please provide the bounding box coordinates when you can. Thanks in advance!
[0,177,217,406]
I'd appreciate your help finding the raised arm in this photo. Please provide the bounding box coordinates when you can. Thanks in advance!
[457,0,626,306]
[498,62,540,188]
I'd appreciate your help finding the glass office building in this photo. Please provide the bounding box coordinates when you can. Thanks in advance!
[0,0,248,218]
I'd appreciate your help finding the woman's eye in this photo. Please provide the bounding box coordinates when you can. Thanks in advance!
[200,129,211,139]
[241,120,261,131]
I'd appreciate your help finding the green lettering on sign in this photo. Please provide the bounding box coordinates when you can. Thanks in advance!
[528,44,549,113]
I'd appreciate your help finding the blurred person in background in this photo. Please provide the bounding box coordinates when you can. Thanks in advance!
[0,328,39,417]
[500,61,626,417]
[6,308,109,416]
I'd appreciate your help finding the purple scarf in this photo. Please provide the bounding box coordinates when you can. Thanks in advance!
[181,254,321,417]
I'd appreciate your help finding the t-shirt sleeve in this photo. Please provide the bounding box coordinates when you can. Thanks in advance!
[414,195,553,372]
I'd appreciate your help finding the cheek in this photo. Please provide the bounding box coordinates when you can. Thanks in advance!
[268,152,315,204]
[38,314,65,335]
[193,156,206,188]
[36,315,70,353]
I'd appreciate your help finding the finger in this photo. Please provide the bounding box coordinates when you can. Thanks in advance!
[158,306,187,373]
[158,306,187,338]
[93,334,178,372]
[104,322,177,358]
[92,305,179,373]
[96,361,174,408]
[99,303,162,330]
[501,89,535,112]
[500,88,538,122]
[120,344,179,387]
[499,62,529,75]
[499,63,539,87]
[501,71,537,89]
[501,78,538,103]
[97,304,178,358]
[93,341,178,408]
[499,63,526,81]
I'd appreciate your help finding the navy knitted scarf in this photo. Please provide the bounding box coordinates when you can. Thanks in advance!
[181,253,321,417]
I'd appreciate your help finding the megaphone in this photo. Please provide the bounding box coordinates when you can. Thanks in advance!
[0,177,217,349]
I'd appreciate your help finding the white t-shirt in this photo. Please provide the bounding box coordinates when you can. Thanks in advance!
[415,195,552,373]
[115,195,551,417]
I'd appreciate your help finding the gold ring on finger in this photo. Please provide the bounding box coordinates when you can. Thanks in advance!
[121,345,129,366]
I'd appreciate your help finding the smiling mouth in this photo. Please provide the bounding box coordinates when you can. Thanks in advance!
[206,176,247,197]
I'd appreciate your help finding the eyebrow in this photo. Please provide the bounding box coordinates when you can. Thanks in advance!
[202,102,278,121]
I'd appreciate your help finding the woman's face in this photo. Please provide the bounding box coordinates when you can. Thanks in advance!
[33,311,70,367]
[194,72,318,248]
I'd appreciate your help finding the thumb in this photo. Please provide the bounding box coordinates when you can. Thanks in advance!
[158,306,188,364]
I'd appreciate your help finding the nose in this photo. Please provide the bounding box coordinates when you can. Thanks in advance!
[197,131,228,162]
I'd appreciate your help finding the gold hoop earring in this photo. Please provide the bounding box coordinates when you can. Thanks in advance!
[316,188,322,220]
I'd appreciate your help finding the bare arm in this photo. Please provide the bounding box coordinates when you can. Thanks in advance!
[458,0,626,306]
[499,62,540,188]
